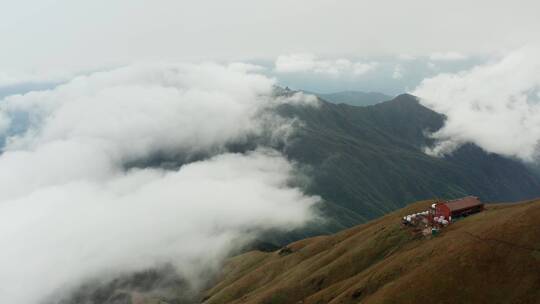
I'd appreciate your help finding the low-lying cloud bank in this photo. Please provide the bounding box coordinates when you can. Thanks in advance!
[0,63,320,303]
[414,46,540,162]
[274,53,378,76]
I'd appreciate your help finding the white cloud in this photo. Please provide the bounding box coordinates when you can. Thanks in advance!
[274,53,319,73]
[398,54,416,61]
[352,62,377,75]
[427,61,438,70]
[0,63,320,303]
[0,69,79,88]
[392,64,403,79]
[414,46,540,162]
[0,112,9,134]
[2,1,540,72]
[274,53,377,76]
[429,52,468,61]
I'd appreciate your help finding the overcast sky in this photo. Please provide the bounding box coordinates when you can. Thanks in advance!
[2,0,539,71]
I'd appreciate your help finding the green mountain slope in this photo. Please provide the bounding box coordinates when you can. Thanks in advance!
[204,199,540,304]
[275,94,540,232]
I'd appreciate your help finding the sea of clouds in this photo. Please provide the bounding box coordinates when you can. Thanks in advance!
[0,62,320,303]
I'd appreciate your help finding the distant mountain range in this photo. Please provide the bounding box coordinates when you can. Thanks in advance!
[204,199,540,304]
[303,90,392,107]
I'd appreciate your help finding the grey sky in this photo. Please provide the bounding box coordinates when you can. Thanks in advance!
[2,0,539,72]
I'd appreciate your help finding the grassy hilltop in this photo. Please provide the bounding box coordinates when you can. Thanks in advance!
[204,199,540,304]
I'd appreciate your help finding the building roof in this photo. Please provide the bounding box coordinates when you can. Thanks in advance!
[444,196,483,212]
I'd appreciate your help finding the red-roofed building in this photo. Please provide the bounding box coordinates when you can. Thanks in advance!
[434,196,484,220]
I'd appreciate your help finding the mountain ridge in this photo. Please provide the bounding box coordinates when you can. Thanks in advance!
[275,93,540,234]
[304,90,392,107]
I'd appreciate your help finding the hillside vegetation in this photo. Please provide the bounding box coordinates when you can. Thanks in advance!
[203,199,540,304]
[275,94,540,234]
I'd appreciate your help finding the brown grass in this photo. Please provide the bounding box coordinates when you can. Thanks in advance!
[203,199,540,304]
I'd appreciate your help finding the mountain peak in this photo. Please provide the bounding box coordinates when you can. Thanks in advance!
[397,92,417,98]
[392,93,419,102]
